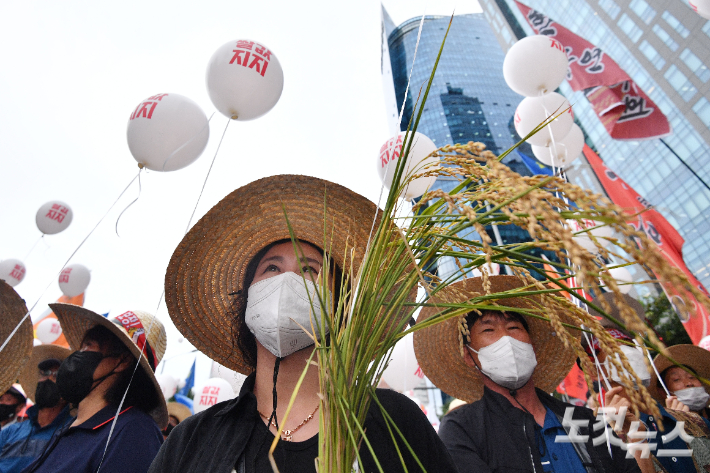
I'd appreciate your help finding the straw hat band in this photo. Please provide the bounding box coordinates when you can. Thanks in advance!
[112,311,161,369]
[165,175,382,374]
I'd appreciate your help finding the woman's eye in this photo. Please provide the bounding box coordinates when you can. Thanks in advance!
[303,266,318,274]
[265,264,279,272]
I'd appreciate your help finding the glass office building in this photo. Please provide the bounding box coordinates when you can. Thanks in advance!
[479,0,710,288]
[386,13,544,281]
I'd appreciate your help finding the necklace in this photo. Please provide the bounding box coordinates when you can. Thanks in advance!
[258,405,319,441]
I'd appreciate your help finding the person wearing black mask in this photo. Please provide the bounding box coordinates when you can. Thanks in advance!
[0,387,26,431]
[23,307,167,473]
[0,346,72,472]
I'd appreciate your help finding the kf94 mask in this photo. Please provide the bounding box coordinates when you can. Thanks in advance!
[245,272,330,358]
[468,336,538,390]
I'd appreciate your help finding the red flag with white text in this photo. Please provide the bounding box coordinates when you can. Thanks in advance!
[582,145,709,343]
[515,1,671,140]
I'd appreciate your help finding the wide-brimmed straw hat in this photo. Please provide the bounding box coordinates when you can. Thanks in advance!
[649,344,710,403]
[167,401,192,423]
[50,304,168,428]
[18,344,71,402]
[0,281,33,395]
[414,276,578,403]
[165,174,384,375]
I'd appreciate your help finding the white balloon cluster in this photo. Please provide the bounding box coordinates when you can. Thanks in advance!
[377,131,438,201]
[504,36,582,169]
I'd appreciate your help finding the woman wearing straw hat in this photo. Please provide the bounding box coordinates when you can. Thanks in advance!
[651,344,710,421]
[414,276,641,473]
[150,175,457,473]
[23,307,167,473]
[0,344,72,472]
[0,281,34,430]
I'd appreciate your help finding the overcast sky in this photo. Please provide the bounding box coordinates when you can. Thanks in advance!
[0,0,482,386]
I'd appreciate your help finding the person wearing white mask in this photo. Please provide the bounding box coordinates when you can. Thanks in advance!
[652,345,710,421]
[149,175,458,473]
[585,294,710,473]
[414,276,641,473]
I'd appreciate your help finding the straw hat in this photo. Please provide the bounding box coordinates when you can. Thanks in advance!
[165,174,384,375]
[649,344,710,403]
[167,401,192,423]
[50,304,169,429]
[0,281,33,395]
[413,276,578,403]
[18,344,71,402]
[587,292,645,335]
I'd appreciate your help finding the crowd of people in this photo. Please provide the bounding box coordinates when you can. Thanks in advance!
[0,174,708,472]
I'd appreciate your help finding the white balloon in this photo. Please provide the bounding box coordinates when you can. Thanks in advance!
[33,339,43,347]
[503,35,568,97]
[156,374,178,400]
[608,266,633,294]
[382,334,425,392]
[690,0,710,18]
[127,93,209,172]
[0,259,26,287]
[58,264,90,298]
[210,361,247,395]
[206,39,284,121]
[699,335,710,351]
[35,318,62,344]
[471,262,501,278]
[194,378,236,413]
[514,93,574,147]
[568,219,613,254]
[36,201,73,235]
[532,124,584,167]
[377,131,438,201]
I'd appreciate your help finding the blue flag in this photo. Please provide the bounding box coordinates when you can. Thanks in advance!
[518,150,553,176]
[179,360,196,397]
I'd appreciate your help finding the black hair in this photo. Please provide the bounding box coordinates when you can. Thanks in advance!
[464,309,530,335]
[229,239,343,370]
[83,325,160,414]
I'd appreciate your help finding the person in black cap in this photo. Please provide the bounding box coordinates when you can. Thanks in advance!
[0,387,25,430]
[0,345,73,472]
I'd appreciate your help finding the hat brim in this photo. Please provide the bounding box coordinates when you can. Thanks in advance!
[165,174,383,374]
[650,344,710,403]
[414,276,578,403]
[18,344,71,402]
[167,402,192,423]
[49,303,168,429]
[0,281,33,395]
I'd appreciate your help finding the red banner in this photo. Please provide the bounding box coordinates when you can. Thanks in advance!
[515,1,671,141]
[583,145,709,342]
[557,363,588,402]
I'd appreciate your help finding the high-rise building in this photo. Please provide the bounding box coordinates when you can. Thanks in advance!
[384,12,545,281]
[479,0,710,288]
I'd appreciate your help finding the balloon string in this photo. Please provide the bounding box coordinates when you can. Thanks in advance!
[23,235,44,261]
[184,115,231,235]
[114,169,143,237]
[160,112,216,172]
[0,170,142,355]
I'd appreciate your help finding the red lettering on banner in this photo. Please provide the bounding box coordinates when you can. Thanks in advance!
[115,311,142,329]
[230,41,271,77]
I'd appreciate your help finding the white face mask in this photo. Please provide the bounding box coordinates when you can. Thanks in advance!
[674,387,710,412]
[604,345,651,388]
[468,336,538,390]
[245,272,330,358]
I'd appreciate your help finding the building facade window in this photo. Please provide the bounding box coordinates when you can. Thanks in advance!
[664,65,697,101]
[598,0,620,19]
[680,49,710,83]
[652,24,679,51]
[617,14,643,43]
[629,0,656,24]
[693,97,710,127]
[638,40,665,70]
[661,11,690,38]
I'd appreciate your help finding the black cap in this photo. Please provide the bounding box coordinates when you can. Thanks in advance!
[37,358,61,371]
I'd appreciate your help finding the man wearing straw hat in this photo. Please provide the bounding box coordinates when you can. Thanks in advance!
[23,307,166,473]
[0,344,72,472]
[149,175,457,472]
[414,276,640,473]
[0,281,34,431]
[163,401,191,439]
